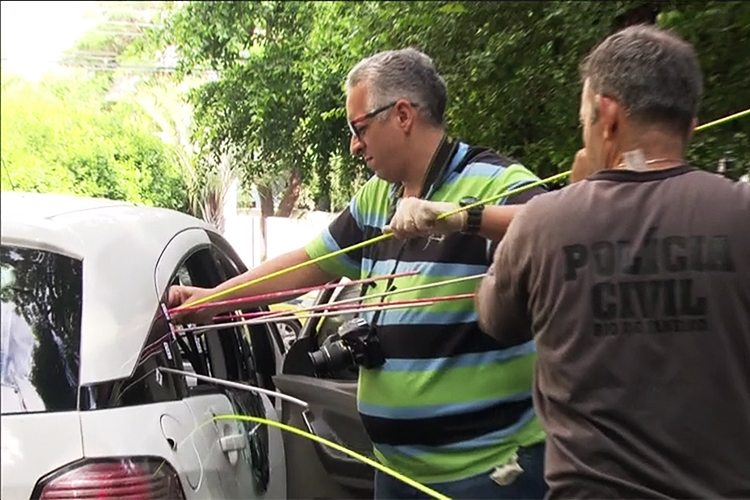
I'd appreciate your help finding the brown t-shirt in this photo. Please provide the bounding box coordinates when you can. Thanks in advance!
[477,165,750,499]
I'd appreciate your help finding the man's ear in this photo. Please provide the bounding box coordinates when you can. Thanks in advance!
[395,99,416,133]
[597,95,620,141]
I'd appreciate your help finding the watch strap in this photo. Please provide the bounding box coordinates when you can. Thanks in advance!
[459,197,483,234]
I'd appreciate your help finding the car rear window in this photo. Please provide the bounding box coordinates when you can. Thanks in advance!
[1,245,82,414]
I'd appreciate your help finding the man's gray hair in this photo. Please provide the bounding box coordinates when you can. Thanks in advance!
[346,48,447,127]
[580,25,703,135]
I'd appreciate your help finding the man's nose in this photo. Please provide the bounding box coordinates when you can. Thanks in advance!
[350,133,364,156]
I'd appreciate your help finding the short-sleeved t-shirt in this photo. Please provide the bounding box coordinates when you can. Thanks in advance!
[480,165,750,498]
[305,141,547,483]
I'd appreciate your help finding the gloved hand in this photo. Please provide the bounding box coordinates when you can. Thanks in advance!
[384,197,467,239]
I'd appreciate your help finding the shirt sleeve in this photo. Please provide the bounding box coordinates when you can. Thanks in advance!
[476,200,536,345]
[303,184,371,280]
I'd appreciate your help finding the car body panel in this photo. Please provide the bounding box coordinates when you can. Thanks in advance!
[0,217,85,260]
[0,412,84,500]
[1,192,215,385]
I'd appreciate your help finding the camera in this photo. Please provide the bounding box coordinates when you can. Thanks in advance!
[308,318,385,376]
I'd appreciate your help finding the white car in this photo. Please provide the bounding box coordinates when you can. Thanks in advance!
[0,192,377,500]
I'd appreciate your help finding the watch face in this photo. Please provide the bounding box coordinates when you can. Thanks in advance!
[460,196,479,206]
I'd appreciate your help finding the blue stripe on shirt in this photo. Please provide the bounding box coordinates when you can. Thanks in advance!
[362,259,488,279]
[373,408,537,457]
[380,341,536,372]
[454,161,509,179]
[359,308,475,326]
[358,390,532,420]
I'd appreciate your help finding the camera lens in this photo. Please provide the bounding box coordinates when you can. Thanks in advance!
[308,341,354,375]
[308,348,331,370]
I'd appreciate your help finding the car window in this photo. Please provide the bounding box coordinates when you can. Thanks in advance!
[1,246,82,415]
[169,249,225,393]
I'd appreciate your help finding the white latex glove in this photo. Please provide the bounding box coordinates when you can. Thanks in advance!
[383,197,467,239]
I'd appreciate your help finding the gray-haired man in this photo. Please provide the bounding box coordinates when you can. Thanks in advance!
[170,48,548,499]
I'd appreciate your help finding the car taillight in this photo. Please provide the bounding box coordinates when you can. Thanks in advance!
[36,457,186,500]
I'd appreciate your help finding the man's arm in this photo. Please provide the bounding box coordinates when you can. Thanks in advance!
[477,205,522,242]
[475,207,535,344]
[170,185,370,322]
[169,247,336,321]
[570,148,597,183]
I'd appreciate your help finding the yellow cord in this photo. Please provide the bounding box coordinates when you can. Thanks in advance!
[212,414,452,500]
[694,107,750,132]
[175,232,391,309]
[176,106,750,311]
[441,170,571,216]
[176,169,569,310]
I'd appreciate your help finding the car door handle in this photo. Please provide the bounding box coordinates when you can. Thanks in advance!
[219,433,247,453]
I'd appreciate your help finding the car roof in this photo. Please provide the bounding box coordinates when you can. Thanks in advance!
[1,191,134,219]
[1,191,216,384]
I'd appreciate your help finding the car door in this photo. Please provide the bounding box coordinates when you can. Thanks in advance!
[167,244,288,500]
[273,281,376,500]
[208,237,287,500]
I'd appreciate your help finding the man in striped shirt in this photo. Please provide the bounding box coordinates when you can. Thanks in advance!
[170,48,547,499]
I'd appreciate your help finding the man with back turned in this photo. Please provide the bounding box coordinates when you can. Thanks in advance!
[474,25,750,498]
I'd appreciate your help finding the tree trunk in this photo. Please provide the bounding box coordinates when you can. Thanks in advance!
[257,184,274,262]
[276,168,302,217]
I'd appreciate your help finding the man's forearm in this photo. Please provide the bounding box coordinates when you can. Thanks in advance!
[208,247,336,314]
[478,205,522,242]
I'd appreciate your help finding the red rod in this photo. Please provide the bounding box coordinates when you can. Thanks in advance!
[174,293,477,335]
[168,270,419,315]
[219,293,475,321]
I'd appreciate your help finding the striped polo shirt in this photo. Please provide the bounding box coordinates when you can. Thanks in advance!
[304,141,546,484]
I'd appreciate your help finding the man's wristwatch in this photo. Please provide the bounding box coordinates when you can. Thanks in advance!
[459,196,484,234]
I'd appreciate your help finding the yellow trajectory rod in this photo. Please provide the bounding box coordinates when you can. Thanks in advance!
[176,106,750,310]
[213,414,452,500]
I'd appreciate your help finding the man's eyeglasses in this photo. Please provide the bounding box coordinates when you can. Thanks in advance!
[348,100,418,142]
[348,101,398,142]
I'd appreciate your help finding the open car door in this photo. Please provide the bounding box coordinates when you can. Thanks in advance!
[273,281,375,499]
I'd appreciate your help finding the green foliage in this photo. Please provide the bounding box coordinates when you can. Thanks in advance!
[658,1,750,179]
[1,70,188,211]
[159,0,750,212]
[163,2,326,213]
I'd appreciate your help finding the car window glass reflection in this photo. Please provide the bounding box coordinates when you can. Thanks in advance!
[0,247,82,415]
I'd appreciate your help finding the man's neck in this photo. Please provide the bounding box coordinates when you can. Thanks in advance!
[614,129,687,171]
[401,128,446,197]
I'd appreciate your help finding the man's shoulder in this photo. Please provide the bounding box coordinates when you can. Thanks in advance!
[463,144,521,170]
[354,175,391,202]
[459,145,537,181]
[683,168,750,195]
[519,180,582,217]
